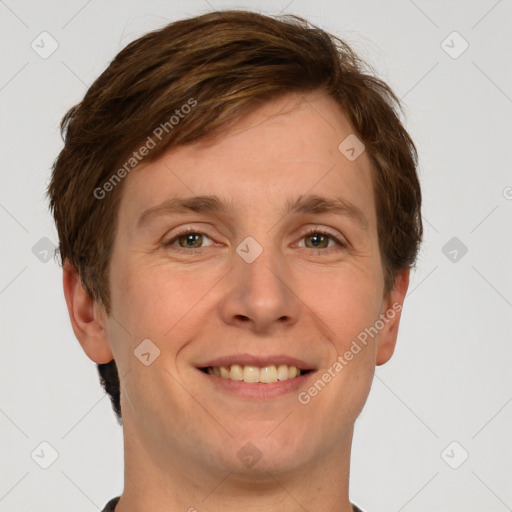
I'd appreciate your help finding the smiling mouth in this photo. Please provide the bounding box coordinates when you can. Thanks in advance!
[200,364,312,383]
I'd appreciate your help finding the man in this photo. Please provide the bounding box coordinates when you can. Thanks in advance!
[47,9,422,512]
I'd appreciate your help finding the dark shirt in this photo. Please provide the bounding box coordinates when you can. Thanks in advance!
[101,496,364,511]
[102,497,119,511]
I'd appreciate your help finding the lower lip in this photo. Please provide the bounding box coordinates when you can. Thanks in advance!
[197,369,316,399]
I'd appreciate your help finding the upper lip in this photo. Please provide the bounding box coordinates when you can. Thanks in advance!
[197,353,316,370]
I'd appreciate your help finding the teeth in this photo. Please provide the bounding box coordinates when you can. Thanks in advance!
[277,364,289,381]
[260,365,278,383]
[243,365,260,383]
[288,366,298,378]
[230,364,243,380]
[205,364,305,383]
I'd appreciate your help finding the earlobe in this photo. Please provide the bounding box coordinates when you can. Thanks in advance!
[376,268,410,366]
[62,259,114,364]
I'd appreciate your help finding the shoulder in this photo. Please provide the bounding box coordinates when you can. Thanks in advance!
[101,497,363,511]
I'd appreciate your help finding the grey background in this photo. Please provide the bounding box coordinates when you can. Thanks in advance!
[1,0,511,511]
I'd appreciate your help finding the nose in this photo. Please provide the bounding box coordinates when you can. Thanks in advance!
[219,243,300,334]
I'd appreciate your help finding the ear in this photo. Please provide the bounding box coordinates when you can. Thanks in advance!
[376,268,410,366]
[62,259,114,364]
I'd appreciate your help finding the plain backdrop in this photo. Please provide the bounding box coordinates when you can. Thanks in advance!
[1,1,511,511]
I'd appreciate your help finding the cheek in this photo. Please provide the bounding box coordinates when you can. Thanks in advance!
[299,264,383,349]
[111,258,220,345]
[106,261,197,421]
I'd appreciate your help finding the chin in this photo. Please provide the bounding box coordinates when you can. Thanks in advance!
[211,426,313,476]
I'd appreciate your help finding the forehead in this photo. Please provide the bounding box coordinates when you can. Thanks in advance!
[118,90,376,230]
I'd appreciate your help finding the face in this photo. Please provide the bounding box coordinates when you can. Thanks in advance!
[92,90,407,481]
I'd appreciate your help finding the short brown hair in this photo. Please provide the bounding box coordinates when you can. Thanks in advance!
[47,9,422,424]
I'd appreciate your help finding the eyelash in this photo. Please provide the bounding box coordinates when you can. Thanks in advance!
[163,226,346,253]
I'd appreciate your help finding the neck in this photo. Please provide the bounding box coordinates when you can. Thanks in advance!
[115,418,355,512]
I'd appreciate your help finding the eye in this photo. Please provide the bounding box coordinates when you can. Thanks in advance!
[163,228,214,250]
[163,226,347,252]
[297,228,346,250]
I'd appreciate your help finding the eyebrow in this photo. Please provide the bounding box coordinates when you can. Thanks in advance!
[136,193,369,231]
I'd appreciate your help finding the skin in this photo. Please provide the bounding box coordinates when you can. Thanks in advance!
[63,89,409,512]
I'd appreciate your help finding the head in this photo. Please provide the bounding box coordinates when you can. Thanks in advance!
[47,9,421,476]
